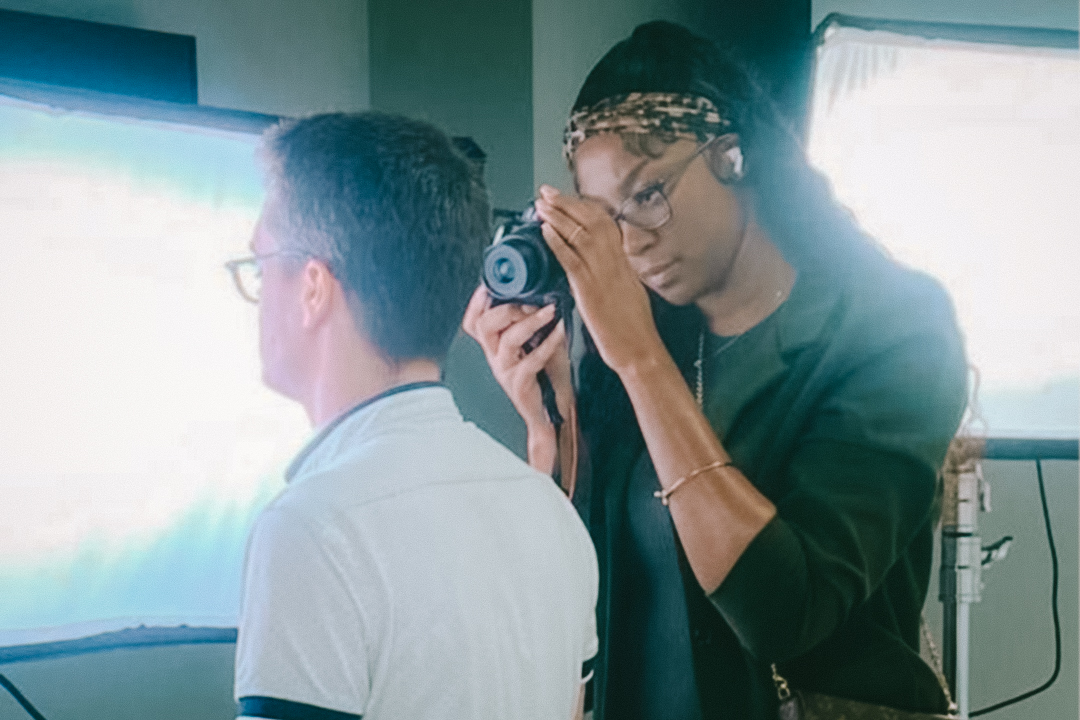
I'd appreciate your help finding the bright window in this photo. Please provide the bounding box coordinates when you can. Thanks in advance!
[807,24,1079,439]
[0,93,310,645]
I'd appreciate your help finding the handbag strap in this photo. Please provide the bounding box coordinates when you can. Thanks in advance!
[771,622,959,719]
[771,663,792,702]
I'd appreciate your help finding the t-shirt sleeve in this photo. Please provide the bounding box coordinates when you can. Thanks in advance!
[708,313,967,663]
[235,505,370,719]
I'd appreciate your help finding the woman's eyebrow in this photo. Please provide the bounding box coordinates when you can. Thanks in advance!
[574,157,651,213]
[577,191,616,214]
[575,154,667,212]
[616,157,655,198]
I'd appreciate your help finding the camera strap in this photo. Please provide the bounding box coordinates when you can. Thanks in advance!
[531,297,578,500]
[554,386,579,500]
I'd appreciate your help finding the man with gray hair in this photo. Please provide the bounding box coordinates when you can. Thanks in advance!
[227,113,597,720]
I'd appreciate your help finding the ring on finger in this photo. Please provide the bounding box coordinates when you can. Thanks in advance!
[568,225,584,244]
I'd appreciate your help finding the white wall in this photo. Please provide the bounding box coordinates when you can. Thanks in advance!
[0,0,370,116]
[812,0,1079,31]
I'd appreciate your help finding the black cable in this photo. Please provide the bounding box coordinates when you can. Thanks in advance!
[970,458,1061,716]
[0,673,48,720]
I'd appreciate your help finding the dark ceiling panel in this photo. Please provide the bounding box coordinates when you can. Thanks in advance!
[0,8,197,103]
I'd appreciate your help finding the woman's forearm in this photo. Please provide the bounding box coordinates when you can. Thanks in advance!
[618,345,777,594]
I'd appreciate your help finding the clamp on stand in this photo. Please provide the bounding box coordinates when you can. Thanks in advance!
[939,446,1013,718]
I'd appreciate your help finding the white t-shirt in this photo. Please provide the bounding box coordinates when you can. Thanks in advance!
[235,384,598,720]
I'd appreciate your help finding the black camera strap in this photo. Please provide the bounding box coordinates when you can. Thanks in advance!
[539,296,578,499]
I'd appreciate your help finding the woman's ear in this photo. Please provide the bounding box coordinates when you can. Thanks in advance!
[705,133,744,184]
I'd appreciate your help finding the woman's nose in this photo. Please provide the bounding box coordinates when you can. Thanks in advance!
[620,221,659,258]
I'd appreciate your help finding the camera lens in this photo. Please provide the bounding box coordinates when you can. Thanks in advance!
[483,237,550,301]
[483,203,570,306]
[492,257,516,284]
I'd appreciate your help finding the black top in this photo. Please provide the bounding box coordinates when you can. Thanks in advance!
[604,451,704,720]
[584,245,968,720]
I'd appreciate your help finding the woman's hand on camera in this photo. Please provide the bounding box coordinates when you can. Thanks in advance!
[534,185,663,376]
[462,285,573,474]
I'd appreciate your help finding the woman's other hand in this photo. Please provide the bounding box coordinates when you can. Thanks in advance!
[462,285,573,474]
[534,185,663,375]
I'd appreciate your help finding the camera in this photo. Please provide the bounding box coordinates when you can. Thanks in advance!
[483,204,571,306]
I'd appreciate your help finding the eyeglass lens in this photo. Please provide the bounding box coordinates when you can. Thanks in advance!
[616,141,714,230]
[620,189,671,230]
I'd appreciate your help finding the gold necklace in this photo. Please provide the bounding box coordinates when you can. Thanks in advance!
[694,287,787,407]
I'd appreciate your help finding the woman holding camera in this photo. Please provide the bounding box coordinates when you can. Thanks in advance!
[464,21,966,720]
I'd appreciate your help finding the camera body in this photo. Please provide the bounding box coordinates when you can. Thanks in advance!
[483,204,571,307]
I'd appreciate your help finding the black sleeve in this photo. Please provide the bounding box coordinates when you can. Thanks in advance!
[709,324,967,662]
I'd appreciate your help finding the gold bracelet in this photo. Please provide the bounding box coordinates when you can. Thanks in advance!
[653,459,733,506]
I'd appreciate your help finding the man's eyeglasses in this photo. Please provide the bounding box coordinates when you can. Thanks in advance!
[224,251,310,303]
[611,136,720,231]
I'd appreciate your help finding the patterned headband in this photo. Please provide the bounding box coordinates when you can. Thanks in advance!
[563,92,731,161]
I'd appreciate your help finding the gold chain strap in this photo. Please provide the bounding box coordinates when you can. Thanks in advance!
[920,613,959,716]
[771,663,792,702]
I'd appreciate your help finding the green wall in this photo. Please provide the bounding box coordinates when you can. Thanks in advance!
[0,644,236,719]
[368,0,533,212]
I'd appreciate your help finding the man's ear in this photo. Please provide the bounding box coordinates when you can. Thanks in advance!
[299,259,336,329]
[705,133,744,184]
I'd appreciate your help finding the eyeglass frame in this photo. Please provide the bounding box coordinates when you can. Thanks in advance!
[223,250,313,304]
[609,135,722,231]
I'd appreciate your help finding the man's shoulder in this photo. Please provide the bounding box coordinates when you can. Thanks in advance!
[243,497,342,585]
[282,415,553,513]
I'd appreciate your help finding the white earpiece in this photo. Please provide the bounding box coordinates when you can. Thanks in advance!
[724,146,744,179]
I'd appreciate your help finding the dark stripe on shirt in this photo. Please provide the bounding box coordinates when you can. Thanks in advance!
[583,654,597,713]
[582,654,596,679]
[238,696,361,720]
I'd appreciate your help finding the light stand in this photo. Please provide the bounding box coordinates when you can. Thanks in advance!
[939,454,985,719]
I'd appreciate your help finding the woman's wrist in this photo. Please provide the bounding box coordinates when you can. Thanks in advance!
[613,334,679,385]
[526,421,558,475]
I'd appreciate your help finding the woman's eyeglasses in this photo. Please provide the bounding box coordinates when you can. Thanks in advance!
[611,136,720,230]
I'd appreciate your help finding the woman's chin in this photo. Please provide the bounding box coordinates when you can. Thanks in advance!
[648,280,696,307]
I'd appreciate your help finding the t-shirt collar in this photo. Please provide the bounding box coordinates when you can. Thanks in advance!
[285,381,445,482]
